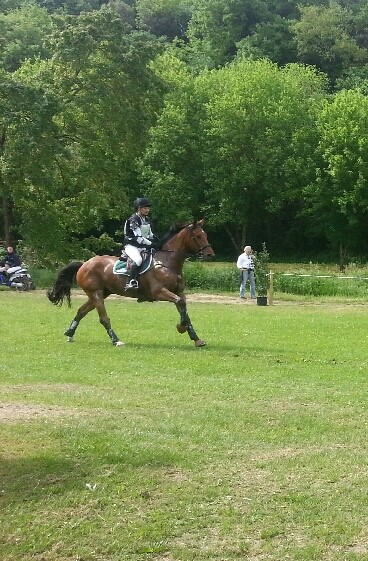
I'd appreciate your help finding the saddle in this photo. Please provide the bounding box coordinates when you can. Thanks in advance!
[113,253,161,276]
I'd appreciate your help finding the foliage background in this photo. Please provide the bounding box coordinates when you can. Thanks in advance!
[1,0,368,264]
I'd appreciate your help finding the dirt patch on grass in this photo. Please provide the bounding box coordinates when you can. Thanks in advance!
[35,289,368,307]
[0,402,92,422]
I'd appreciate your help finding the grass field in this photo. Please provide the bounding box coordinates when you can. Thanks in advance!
[1,290,368,560]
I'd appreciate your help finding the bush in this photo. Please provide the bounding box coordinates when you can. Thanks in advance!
[274,272,368,297]
[29,268,57,289]
[30,261,368,298]
[183,262,238,291]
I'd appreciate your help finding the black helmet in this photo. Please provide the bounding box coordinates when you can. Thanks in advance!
[134,197,151,209]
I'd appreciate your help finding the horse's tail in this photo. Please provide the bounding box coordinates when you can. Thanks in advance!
[47,261,84,307]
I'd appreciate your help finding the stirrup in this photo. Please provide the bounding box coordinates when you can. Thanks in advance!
[125,279,138,289]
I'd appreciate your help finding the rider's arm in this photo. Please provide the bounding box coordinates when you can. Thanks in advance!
[131,224,152,246]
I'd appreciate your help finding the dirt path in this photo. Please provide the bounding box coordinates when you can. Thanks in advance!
[32,289,368,307]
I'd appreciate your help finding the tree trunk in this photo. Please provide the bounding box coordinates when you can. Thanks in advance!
[339,244,348,273]
[224,223,247,254]
[0,128,12,245]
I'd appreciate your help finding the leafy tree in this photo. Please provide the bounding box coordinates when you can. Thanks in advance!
[292,2,368,86]
[306,90,368,254]
[109,0,136,28]
[199,59,326,251]
[0,2,54,72]
[236,16,297,66]
[186,0,271,69]
[139,52,207,228]
[352,2,368,51]
[0,69,62,247]
[7,7,165,260]
[335,63,368,94]
[142,56,326,252]
[136,0,192,41]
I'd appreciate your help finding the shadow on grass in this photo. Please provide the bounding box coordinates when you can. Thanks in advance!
[0,443,182,507]
[128,340,289,357]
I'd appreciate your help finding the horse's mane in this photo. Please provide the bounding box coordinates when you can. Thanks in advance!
[159,222,190,249]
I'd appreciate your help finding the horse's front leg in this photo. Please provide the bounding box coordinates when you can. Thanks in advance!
[93,291,125,347]
[64,298,95,342]
[151,286,206,347]
[175,297,206,347]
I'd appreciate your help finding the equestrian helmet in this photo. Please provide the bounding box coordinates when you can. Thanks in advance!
[134,197,151,209]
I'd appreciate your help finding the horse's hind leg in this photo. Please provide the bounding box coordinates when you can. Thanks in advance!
[64,298,95,342]
[92,291,125,347]
[175,298,206,347]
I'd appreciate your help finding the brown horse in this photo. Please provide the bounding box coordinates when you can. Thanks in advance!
[47,219,215,347]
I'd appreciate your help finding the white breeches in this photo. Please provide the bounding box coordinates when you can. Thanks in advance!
[0,265,22,275]
[124,245,144,266]
[7,266,22,275]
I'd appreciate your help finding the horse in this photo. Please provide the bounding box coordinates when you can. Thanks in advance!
[47,219,215,347]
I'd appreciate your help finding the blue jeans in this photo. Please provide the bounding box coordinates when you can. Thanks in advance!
[239,269,256,298]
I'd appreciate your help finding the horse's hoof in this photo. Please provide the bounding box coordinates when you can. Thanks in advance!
[66,336,74,343]
[114,341,125,347]
[176,324,187,334]
[195,339,206,347]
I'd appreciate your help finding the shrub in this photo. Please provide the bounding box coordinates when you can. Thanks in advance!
[183,262,238,291]
[274,272,368,297]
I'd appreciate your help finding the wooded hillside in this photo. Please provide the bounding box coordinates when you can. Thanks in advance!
[1,0,368,262]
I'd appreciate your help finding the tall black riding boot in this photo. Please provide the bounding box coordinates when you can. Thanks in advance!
[125,263,140,289]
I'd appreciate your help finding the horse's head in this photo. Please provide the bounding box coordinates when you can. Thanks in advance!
[186,219,215,261]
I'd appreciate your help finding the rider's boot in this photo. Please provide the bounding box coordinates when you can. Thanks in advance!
[125,263,140,290]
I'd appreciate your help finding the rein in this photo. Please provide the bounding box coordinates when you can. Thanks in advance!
[158,248,208,258]
[159,225,213,258]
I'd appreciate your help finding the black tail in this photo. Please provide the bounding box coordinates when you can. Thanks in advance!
[47,261,83,307]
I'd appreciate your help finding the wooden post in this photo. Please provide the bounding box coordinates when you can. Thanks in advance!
[268,270,274,305]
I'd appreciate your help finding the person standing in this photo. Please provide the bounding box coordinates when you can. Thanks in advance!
[236,245,256,299]
[122,197,158,290]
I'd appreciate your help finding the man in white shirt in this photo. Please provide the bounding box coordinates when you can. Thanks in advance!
[236,245,256,299]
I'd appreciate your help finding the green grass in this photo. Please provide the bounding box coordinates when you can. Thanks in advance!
[1,291,368,560]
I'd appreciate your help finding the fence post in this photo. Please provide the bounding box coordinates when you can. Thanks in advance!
[268,270,274,305]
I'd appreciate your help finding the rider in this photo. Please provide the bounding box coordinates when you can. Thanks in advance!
[123,197,158,290]
[0,246,22,276]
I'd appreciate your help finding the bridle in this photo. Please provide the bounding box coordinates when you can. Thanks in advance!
[187,225,212,256]
[157,225,213,257]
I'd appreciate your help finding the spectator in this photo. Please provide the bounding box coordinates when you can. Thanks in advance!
[236,245,256,299]
[0,246,22,275]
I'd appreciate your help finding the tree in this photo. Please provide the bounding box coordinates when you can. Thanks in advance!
[306,89,368,254]
[139,52,207,229]
[335,63,368,94]
[292,2,368,86]
[4,7,165,260]
[186,0,271,69]
[236,17,298,66]
[136,0,192,41]
[0,1,54,72]
[199,59,326,251]
[0,69,62,246]
[142,56,326,252]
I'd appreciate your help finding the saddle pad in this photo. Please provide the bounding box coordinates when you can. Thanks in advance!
[113,255,154,276]
[113,260,128,275]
